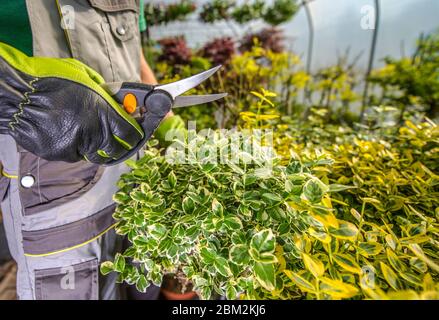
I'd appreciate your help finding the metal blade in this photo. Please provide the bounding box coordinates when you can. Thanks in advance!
[155,65,222,99]
[173,93,228,108]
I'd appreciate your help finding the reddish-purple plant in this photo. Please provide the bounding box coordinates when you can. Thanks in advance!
[200,37,236,66]
[158,36,192,65]
[239,27,285,53]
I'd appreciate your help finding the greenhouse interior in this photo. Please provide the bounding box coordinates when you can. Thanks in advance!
[0,0,438,304]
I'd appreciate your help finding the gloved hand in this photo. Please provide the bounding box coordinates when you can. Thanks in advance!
[0,42,144,164]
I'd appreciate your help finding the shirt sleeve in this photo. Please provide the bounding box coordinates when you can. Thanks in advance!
[139,0,147,32]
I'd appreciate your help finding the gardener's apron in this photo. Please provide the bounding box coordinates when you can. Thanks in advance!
[0,0,141,300]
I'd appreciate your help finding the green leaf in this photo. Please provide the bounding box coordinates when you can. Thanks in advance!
[313,158,334,166]
[124,159,138,169]
[380,262,402,290]
[158,238,172,254]
[192,275,209,288]
[147,224,167,240]
[133,236,149,248]
[130,191,148,202]
[142,258,154,271]
[229,244,251,265]
[113,192,130,204]
[168,171,177,188]
[115,223,130,236]
[328,184,357,192]
[262,193,282,205]
[385,234,397,251]
[302,253,325,278]
[123,246,136,257]
[410,258,428,273]
[309,205,339,228]
[202,163,217,173]
[136,274,148,293]
[146,196,164,207]
[238,204,252,217]
[302,179,327,203]
[254,262,276,291]
[140,183,150,194]
[284,270,316,293]
[186,225,200,241]
[223,216,243,230]
[328,220,359,241]
[398,271,422,288]
[114,253,125,273]
[349,208,362,223]
[387,290,420,300]
[200,247,217,264]
[333,253,362,274]
[267,207,287,221]
[226,284,238,300]
[386,248,406,273]
[319,277,359,299]
[308,227,332,244]
[213,257,232,277]
[150,268,162,287]
[286,160,302,174]
[250,229,276,254]
[131,191,163,207]
[251,91,275,107]
[160,180,172,192]
[407,224,426,237]
[357,242,384,257]
[407,244,439,272]
[231,232,248,245]
[100,261,114,275]
[132,169,149,178]
[228,163,245,175]
[182,197,195,214]
[249,247,278,263]
[211,198,224,216]
[423,273,435,291]
[199,287,212,300]
[361,197,385,211]
[243,174,258,186]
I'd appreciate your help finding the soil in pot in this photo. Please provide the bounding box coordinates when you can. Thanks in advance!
[160,274,199,300]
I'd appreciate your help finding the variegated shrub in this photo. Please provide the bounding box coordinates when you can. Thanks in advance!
[100,132,345,300]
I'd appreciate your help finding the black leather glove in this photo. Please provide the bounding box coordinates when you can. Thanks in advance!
[0,42,145,164]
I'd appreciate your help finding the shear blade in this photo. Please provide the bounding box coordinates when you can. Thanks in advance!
[173,93,228,108]
[155,65,222,99]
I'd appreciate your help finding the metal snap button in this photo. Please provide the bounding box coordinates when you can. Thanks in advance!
[21,175,35,188]
[116,25,126,36]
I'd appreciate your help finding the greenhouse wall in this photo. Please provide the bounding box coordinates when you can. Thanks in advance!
[149,0,439,72]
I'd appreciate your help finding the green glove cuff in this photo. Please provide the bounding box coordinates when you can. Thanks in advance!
[0,42,143,139]
[155,115,186,146]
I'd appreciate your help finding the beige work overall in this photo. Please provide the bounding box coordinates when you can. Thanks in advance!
[0,0,142,300]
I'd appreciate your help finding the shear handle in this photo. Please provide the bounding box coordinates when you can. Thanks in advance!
[104,88,174,166]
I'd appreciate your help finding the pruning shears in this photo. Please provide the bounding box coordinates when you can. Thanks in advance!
[103,65,227,165]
